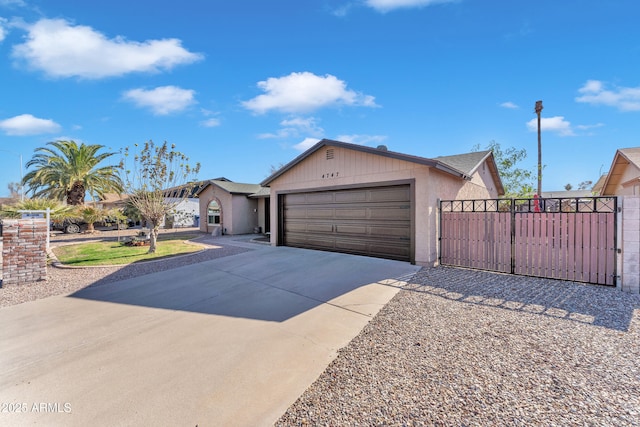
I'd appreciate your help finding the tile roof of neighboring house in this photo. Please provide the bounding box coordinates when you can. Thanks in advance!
[601,147,640,195]
[261,139,504,195]
[98,193,127,203]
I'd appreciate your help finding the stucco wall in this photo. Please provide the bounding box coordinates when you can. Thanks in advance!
[198,185,261,235]
[198,185,233,234]
[611,164,640,195]
[231,195,259,235]
[268,145,498,266]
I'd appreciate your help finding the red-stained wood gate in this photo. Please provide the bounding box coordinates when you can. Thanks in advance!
[439,197,617,286]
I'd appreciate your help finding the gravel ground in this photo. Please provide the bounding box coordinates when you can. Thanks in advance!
[277,267,640,427]
[0,228,254,308]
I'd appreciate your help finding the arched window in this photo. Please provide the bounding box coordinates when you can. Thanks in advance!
[207,200,221,225]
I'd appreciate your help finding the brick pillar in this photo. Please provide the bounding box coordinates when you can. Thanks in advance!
[1,219,48,286]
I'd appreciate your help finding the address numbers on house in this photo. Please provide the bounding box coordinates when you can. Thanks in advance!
[321,172,340,179]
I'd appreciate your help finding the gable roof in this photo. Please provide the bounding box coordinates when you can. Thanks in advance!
[261,139,504,195]
[591,174,607,195]
[601,147,640,195]
[195,179,265,196]
[436,150,504,196]
[261,139,465,186]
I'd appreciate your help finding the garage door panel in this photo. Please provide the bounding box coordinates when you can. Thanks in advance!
[305,209,335,219]
[335,191,367,203]
[335,225,368,235]
[368,225,411,239]
[285,221,334,233]
[284,193,308,204]
[282,185,412,262]
[305,193,335,204]
[369,187,411,202]
[369,207,411,220]
[370,244,411,260]
[335,208,368,219]
[286,234,335,250]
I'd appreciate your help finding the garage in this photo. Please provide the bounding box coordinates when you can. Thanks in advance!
[280,184,413,262]
[262,139,504,266]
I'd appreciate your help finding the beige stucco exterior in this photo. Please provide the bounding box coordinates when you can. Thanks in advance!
[266,143,501,266]
[198,184,262,235]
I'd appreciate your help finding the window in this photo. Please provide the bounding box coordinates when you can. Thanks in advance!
[207,200,221,225]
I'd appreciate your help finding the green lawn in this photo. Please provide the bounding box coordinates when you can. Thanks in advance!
[53,234,202,266]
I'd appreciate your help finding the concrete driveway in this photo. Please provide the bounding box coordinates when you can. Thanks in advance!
[0,245,420,426]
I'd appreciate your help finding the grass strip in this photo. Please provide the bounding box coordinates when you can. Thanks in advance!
[53,235,202,266]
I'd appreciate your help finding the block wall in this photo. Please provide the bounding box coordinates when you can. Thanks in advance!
[620,196,640,294]
[1,219,48,286]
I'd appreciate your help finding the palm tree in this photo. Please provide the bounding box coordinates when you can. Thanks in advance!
[75,205,121,233]
[22,140,123,205]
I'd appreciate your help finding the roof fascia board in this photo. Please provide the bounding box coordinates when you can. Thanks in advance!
[261,139,470,186]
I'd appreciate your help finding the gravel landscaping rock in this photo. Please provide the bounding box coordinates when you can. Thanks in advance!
[276,266,640,427]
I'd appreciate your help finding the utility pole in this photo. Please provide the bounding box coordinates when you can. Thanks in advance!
[535,100,543,196]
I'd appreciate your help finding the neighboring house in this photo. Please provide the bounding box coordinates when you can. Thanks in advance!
[162,182,210,228]
[261,139,504,266]
[600,147,640,196]
[591,174,607,195]
[197,180,269,235]
[96,193,127,210]
[0,197,15,209]
[541,190,594,198]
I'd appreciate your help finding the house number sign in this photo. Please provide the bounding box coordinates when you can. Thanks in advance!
[322,172,340,179]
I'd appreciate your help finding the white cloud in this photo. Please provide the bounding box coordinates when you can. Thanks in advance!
[0,113,61,135]
[122,86,196,115]
[0,0,27,6]
[335,134,387,145]
[575,79,640,111]
[526,116,575,136]
[242,72,378,114]
[200,118,221,128]
[11,18,203,79]
[258,116,324,140]
[575,123,604,131]
[365,0,456,13]
[500,101,519,109]
[293,138,321,151]
[0,17,8,42]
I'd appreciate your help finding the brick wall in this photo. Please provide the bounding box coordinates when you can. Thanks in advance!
[619,196,640,294]
[1,219,48,286]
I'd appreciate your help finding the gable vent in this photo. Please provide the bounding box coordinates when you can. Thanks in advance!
[326,148,335,160]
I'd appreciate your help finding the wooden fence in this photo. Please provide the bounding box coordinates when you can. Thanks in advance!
[439,197,617,286]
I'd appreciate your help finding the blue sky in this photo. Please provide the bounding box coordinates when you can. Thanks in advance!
[1,0,639,198]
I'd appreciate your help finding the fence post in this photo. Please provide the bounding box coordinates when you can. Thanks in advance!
[510,199,515,274]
